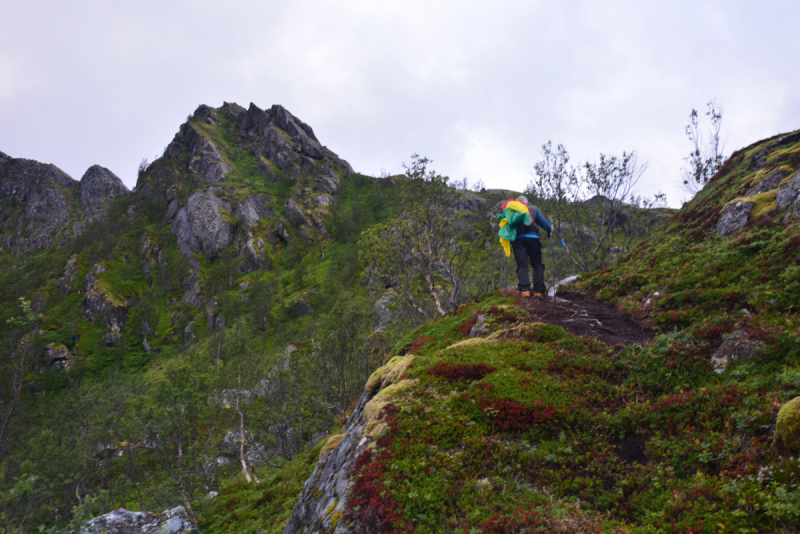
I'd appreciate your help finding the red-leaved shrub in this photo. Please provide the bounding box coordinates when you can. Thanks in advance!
[402,336,434,355]
[347,404,413,533]
[459,312,480,337]
[480,398,557,432]
[429,362,496,382]
[481,510,548,533]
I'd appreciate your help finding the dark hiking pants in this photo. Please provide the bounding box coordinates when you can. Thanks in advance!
[513,237,546,294]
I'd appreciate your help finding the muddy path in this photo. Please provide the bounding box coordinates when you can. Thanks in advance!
[516,290,655,347]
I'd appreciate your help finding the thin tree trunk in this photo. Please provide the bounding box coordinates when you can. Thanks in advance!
[177,440,195,520]
[235,375,253,484]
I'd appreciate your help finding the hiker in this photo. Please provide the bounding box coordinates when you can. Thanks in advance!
[497,195,552,299]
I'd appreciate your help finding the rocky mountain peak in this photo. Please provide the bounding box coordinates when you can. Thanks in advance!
[79,165,129,222]
[0,151,129,253]
[0,151,78,253]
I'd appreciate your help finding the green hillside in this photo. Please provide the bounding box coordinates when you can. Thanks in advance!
[270,132,800,533]
[2,103,800,533]
[0,102,509,532]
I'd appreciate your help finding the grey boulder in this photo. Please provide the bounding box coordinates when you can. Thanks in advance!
[716,201,753,237]
[181,257,202,307]
[275,220,291,242]
[56,255,80,296]
[710,330,764,373]
[78,505,199,534]
[749,148,770,171]
[234,195,273,228]
[282,392,373,534]
[83,263,128,332]
[263,127,299,173]
[44,343,71,369]
[315,194,333,207]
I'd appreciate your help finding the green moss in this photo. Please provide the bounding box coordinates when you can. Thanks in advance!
[319,434,345,459]
[767,141,800,162]
[776,396,800,453]
[219,205,237,224]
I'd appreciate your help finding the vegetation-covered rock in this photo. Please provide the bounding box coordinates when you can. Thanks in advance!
[776,396,800,453]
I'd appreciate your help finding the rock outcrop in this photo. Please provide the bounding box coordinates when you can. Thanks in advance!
[236,102,352,177]
[171,189,235,257]
[709,330,763,373]
[55,255,81,296]
[716,201,754,237]
[749,148,770,171]
[235,194,274,228]
[0,150,78,253]
[82,263,128,344]
[234,194,275,272]
[44,342,71,369]
[0,151,128,253]
[284,200,309,227]
[138,101,354,265]
[283,356,415,534]
[745,169,789,197]
[78,505,199,534]
[313,168,341,195]
[184,124,232,184]
[777,171,800,223]
[78,165,129,222]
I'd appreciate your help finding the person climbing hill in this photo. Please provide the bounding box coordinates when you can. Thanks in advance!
[497,195,552,299]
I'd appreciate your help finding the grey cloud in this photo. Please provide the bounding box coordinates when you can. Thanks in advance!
[1,0,800,207]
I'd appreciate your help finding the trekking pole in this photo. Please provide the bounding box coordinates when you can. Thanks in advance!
[550,233,556,302]
[503,255,508,291]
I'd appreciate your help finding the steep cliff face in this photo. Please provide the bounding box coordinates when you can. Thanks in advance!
[0,152,130,253]
[78,165,129,223]
[0,150,79,253]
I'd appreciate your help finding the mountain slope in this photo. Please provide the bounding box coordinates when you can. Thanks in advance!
[0,101,512,532]
[272,131,800,533]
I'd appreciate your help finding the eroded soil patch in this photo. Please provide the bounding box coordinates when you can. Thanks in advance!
[518,290,655,346]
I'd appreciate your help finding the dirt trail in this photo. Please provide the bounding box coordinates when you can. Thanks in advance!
[517,290,655,346]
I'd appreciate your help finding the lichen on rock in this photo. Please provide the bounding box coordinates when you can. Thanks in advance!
[319,434,345,460]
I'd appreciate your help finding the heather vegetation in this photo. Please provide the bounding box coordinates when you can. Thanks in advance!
[325,132,800,532]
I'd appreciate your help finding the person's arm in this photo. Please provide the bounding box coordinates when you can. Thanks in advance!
[535,211,552,234]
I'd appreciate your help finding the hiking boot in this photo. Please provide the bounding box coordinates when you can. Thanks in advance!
[520,290,531,298]
[533,292,544,300]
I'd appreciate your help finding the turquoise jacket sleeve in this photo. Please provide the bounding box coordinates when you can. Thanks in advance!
[535,211,552,233]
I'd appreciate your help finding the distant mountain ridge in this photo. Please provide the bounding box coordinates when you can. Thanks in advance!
[0,151,128,253]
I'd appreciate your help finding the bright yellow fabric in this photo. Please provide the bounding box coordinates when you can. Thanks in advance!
[497,201,531,257]
[504,200,530,216]
[499,219,511,257]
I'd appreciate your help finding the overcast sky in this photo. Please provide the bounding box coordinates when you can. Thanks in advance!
[2,1,799,207]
